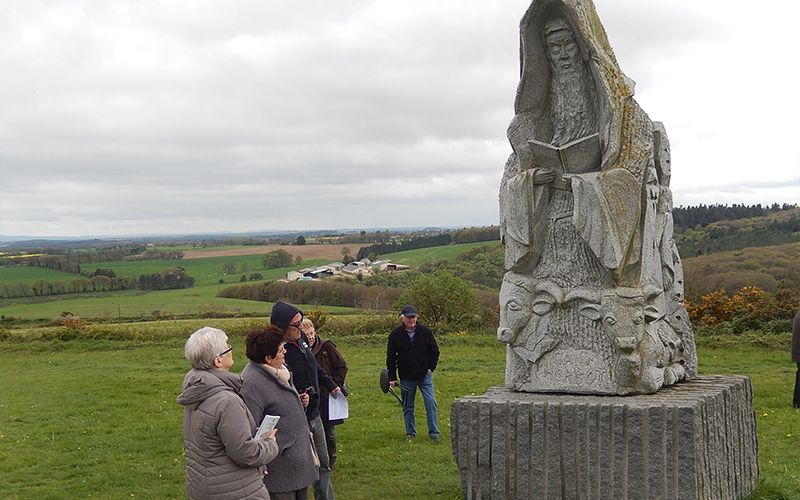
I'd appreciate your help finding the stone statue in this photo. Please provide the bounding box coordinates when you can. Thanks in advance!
[498,0,697,395]
[454,4,755,497]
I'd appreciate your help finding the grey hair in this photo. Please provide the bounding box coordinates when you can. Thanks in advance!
[184,327,229,370]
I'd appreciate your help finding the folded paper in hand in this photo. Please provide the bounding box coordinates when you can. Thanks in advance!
[254,414,280,440]
[328,393,349,420]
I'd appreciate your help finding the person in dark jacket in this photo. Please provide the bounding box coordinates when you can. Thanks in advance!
[177,326,279,500]
[386,305,440,442]
[305,318,348,472]
[793,310,800,408]
[241,326,319,500]
[270,301,340,500]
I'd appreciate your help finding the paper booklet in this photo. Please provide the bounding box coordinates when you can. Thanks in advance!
[527,133,601,190]
[254,414,280,440]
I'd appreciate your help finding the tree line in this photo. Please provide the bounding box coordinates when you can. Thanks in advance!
[1,267,194,298]
[355,226,499,260]
[219,269,496,328]
[675,216,800,257]
[672,203,797,232]
[1,248,184,269]
[218,280,405,311]
[681,242,800,302]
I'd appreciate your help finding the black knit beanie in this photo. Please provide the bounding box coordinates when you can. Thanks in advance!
[270,301,303,333]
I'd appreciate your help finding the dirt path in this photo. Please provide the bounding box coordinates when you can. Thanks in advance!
[182,244,366,261]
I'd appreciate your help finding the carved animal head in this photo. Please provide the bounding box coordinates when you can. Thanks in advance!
[567,287,660,352]
[498,274,534,343]
[498,274,564,343]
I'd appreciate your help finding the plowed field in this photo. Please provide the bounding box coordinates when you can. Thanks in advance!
[182,244,366,261]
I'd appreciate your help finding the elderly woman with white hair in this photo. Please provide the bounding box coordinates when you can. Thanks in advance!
[177,327,279,500]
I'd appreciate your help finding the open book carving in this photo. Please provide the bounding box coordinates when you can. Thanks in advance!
[527,133,601,189]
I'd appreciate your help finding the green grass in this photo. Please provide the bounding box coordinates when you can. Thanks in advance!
[0,285,263,322]
[699,345,800,497]
[0,266,79,287]
[0,257,331,322]
[0,256,331,290]
[0,341,188,499]
[0,289,358,324]
[0,327,797,499]
[389,241,500,267]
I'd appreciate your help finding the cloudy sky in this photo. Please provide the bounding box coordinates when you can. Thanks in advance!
[1,0,798,239]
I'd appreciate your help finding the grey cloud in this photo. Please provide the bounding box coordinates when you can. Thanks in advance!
[1,0,797,237]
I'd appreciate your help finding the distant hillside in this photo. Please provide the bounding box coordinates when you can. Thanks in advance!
[675,206,800,257]
[672,203,797,231]
[681,242,800,302]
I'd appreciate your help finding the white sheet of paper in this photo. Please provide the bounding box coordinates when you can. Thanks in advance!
[328,393,349,420]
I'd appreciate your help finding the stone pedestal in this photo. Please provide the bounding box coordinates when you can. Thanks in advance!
[451,376,758,500]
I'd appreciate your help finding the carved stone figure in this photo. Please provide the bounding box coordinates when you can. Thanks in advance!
[498,0,697,394]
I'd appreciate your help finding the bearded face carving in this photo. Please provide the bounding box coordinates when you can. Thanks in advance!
[544,19,598,147]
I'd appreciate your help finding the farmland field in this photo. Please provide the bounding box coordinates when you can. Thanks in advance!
[182,243,368,260]
[0,242,499,322]
[380,241,499,267]
[0,256,330,289]
[0,266,83,287]
[0,286,266,321]
[0,242,497,289]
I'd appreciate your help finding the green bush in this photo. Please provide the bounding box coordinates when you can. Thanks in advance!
[322,312,399,339]
[0,323,10,341]
[396,270,481,327]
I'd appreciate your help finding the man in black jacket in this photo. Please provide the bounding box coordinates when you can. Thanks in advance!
[386,305,440,442]
[271,301,340,500]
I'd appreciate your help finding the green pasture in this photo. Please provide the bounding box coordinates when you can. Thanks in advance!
[0,266,79,286]
[59,256,327,288]
[0,256,330,289]
[0,324,797,499]
[388,241,500,267]
[0,286,268,322]
[0,289,355,324]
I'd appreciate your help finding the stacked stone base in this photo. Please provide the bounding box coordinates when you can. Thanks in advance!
[451,375,758,500]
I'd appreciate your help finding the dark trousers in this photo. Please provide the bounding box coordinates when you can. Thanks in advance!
[323,423,337,471]
[794,363,800,408]
[270,490,309,500]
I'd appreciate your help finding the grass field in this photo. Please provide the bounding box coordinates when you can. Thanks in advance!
[0,242,499,322]
[0,266,79,285]
[0,286,269,322]
[387,241,499,268]
[0,256,318,289]
[0,324,797,500]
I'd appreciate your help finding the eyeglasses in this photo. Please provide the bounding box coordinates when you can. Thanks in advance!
[217,344,233,357]
[288,320,302,328]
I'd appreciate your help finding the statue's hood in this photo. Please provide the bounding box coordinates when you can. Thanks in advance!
[514,0,634,169]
